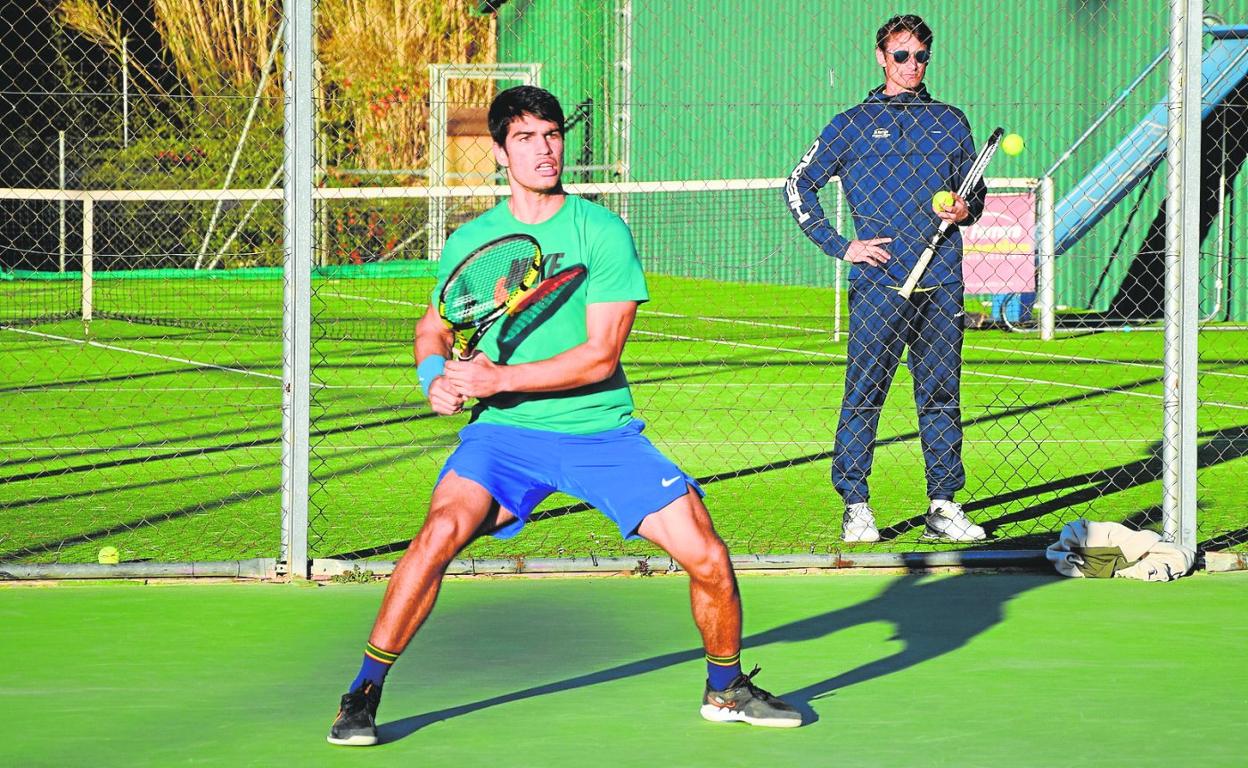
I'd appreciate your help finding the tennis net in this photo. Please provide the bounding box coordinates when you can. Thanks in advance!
[2,179,844,341]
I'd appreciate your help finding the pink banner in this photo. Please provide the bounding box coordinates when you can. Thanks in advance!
[962,192,1035,294]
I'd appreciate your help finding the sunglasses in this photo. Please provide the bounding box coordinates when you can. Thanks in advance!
[890,49,931,65]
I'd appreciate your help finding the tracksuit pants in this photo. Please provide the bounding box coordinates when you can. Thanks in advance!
[832,280,966,504]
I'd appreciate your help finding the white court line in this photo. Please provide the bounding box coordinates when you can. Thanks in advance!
[642,308,828,334]
[313,292,1246,417]
[0,437,1153,451]
[967,343,1248,381]
[0,338,267,346]
[0,445,275,451]
[1106,325,1248,332]
[2,326,284,382]
[15,294,1240,408]
[634,328,833,359]
[642,309,1248,385]
[316,296,1248,410]
[1,325,414,391]
[321,291,427,309]
[635,381,844,387]
[97,339,275,346]
[649,312,1248,382]
[2,386,279,392]
[633,328,1248,412]
[2,386,404,394]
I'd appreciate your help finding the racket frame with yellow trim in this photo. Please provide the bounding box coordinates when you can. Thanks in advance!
[437,233,544,359]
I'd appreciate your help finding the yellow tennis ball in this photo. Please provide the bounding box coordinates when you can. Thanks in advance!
[1002,133,1025,156]
[932,190,955,212]
[97,546,119,565]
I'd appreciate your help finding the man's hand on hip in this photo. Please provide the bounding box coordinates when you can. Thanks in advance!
[845,237,893,267]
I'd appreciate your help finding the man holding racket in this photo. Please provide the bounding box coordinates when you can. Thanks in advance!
[783,14,989,544]
[328,86,799,746]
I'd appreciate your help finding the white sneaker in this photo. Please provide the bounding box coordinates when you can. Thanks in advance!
[842,502,880,543]
[923,500,986,542]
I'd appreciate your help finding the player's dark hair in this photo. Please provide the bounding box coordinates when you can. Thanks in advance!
[876,14,933,51]
[488,86,565,145]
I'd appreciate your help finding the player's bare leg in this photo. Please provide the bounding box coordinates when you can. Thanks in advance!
[638,489,739,656]
[639,489,801,728]
[328,472,514,746]
[369,472,510,650]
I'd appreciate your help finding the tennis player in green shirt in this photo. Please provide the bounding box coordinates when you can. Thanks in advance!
[328,86,799,746]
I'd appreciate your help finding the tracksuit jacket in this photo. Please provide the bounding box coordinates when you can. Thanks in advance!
[783,84,987,503]
[783,83,987,288]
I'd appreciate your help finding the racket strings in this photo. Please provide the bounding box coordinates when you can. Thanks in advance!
[955,129,1004,196]
[442,239,539,325]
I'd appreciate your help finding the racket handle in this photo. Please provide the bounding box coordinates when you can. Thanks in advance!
[897,271,923,300]
[898,221,950,300]
[899,128,1001,300]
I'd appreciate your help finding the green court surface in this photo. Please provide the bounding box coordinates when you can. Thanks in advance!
[2,571,1246,767]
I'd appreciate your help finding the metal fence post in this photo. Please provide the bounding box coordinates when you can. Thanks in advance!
[1162,0,1202,551]
[281,0,313,579]
[1037,176,1056,341]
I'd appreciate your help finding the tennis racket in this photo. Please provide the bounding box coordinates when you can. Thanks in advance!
[895,126,1004,300]
[495,265,588,364]
[438,233,544,359]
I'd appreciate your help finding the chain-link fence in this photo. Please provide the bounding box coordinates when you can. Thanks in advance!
[1,1,1242,579]
[1,0,287,575]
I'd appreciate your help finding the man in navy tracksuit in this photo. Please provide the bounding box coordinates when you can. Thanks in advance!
[784,14,988,543]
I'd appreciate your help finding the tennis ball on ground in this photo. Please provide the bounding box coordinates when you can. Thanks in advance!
[97,546,119,565]
[931,190,955,212]
[1002,133,1025,156]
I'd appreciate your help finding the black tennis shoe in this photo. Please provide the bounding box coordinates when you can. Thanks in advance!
[327,681,381,746]
[701,666,801,728]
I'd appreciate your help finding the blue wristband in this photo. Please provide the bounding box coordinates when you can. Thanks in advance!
[418,355,446,397]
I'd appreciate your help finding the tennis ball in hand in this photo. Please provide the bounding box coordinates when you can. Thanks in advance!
[932,190,955,212]
[1002,133,1025,156]
[97,546,120,565]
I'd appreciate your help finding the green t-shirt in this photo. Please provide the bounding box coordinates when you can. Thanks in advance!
[432,195,649,434]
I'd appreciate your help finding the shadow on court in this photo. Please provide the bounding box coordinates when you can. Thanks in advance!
[377,571,1052,741]
[949,423,1248,547]
[757,573,1050,716]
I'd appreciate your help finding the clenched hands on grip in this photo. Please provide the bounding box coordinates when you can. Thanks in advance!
[427,353,496,416]
[427,373,467,416]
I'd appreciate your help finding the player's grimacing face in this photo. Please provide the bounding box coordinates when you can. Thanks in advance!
[876,31,928,95]
[494,113,564,193]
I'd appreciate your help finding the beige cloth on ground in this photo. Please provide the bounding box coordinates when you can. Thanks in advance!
[1045,519,1195,582]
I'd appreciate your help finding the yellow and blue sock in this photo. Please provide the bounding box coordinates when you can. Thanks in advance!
[349,642,399,693]
[706,651,742,691]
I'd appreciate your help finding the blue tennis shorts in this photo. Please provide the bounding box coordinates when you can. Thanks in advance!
[437,419,704,540]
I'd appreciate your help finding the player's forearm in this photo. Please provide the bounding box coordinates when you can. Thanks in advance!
[783,178,850,258]
[414,307,461,410]
[784,130,850,258]
[496,341,623,393]
[414,308,453,365]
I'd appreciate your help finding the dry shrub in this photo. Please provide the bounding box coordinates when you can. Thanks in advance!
[318,0,496,170]
[57,0,167,96]
[151,0,279,95]
[58,0,496,171]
